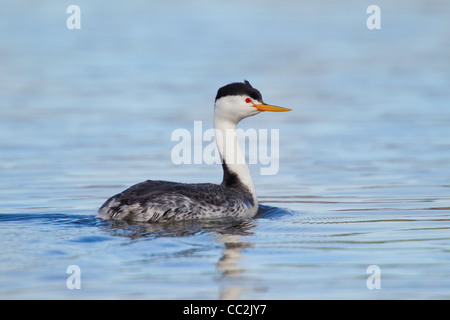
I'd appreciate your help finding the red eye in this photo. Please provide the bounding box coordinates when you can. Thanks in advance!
[245,98,252,103]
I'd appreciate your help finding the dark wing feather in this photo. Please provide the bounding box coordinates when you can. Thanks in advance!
[98,180,253,222]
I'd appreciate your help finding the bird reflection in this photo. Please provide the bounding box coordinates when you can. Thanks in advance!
[216,233,253,299]
[99,216,256,239]
[97,204,293,299]
[99,215,256,299]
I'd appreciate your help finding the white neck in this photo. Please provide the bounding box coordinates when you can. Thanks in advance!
[213,116,256,198]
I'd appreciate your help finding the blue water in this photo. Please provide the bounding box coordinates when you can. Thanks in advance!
[1,0,450,299]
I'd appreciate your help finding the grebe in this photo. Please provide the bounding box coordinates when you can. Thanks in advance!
[98,81,291,222]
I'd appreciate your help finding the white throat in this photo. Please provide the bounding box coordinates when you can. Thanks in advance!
[213,115,256,198]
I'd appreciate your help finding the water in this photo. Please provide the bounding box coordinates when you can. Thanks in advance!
[1,0,450,299]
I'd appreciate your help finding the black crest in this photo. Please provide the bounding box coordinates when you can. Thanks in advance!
[215,80,263,102]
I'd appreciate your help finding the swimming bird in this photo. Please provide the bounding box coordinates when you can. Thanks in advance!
[98,81,291,222]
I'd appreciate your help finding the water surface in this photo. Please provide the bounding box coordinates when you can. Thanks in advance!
[1,0,449,299]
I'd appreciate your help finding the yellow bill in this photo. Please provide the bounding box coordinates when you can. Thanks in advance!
[253,104,292,112]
